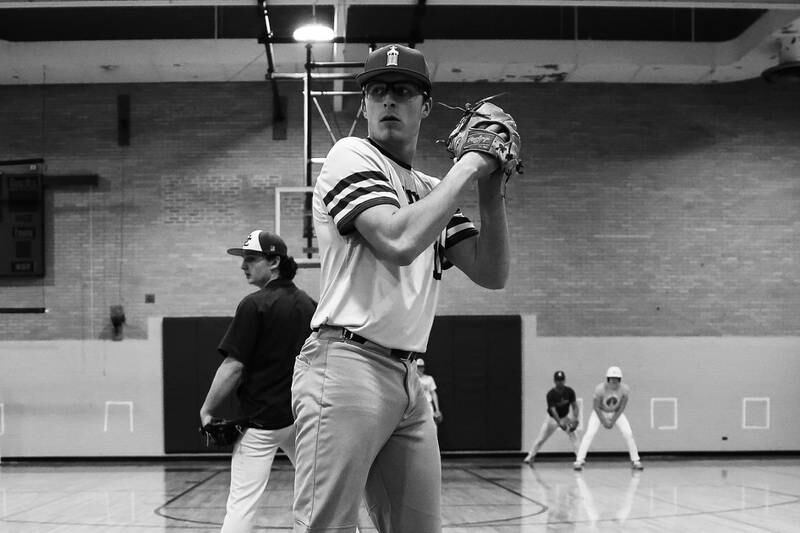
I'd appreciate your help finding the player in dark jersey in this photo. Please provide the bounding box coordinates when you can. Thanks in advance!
[200,230,316,533]
[523,370,581,465]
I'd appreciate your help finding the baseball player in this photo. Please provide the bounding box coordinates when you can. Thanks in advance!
[416,358,443,424]
[200,230,316,533]
[523,370,580,465]
[291,44,515,533]
[573,366,643,471]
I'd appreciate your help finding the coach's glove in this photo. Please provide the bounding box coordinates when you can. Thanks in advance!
[442,95,522,179]
[199,419,243,448]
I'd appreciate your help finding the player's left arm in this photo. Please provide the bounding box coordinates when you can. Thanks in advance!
[444,178,510,289]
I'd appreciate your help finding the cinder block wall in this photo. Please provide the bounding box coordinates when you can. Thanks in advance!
[2,80,797,340]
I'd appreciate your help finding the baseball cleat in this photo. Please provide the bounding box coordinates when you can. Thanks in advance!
[573,461,584,471]
[522,454,534,464]
[632,461,644,470]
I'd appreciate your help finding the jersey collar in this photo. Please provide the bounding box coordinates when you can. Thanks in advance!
[366,137,413,171]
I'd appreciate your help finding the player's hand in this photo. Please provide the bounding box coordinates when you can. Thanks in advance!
[200,411,213,428]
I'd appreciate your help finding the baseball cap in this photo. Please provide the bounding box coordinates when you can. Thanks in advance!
[416,358,426,367]
[606,366,623,379]
[553,370,566,381]
[227,230,287,257]
[355,44,432,93]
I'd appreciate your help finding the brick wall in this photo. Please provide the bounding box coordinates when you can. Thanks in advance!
[1,80,798,339]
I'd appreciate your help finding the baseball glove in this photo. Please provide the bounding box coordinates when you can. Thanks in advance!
[199,419,244,448]
[567,419,580,433]
[441,94,522,179]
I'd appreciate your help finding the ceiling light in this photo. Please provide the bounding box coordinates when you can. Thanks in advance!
[293,23,334,43]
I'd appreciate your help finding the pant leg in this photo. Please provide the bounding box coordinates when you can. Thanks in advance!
[364,363,441,533]
[614,414,640,462]
[222,425,294,533]
[565,426,580,457]
[291,334,408,533]
[575,412,601,463]
[279,423,297,465]
[527,417,558,456]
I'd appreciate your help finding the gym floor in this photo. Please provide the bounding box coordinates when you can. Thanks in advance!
[1,455,798,532]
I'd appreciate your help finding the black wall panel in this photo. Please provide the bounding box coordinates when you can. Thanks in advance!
[426,315,522,451]
[163,316,238,453]
[163,314,521,453]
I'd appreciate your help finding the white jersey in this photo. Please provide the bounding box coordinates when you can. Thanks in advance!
[311,137,478,352]
[594,382,630,413]
[419,374,437,404]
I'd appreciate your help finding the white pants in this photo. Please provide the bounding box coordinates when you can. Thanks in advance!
[221,424,296,533]
[526,417,579,457]
[292,331,441,533]
[575,411,640,463]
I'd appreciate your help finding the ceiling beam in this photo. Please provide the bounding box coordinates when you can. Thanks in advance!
[2,0,800,9]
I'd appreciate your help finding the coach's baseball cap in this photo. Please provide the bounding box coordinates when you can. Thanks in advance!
[227,230,287,257]
[355,44,432,93]
[553,370,566,381]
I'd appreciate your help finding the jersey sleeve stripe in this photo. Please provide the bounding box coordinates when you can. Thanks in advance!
[322,171,395,207]
[336,196,401,234]
[444,214,479,248]
[445,227,479,248]
[328,185,399,219]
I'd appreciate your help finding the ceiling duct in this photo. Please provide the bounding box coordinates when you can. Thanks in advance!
[762,32,800,83]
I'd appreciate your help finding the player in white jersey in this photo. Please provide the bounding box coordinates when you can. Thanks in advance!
[573,366,644,471]
[291,44,511,533]
[416,358,443,424]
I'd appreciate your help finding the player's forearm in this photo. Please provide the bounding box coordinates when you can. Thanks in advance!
[360,154,489,264]
[471,177,510,288]
[200,357,243,418]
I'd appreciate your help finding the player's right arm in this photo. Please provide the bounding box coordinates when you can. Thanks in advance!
[200,356,243,426]
[355,152,494,265]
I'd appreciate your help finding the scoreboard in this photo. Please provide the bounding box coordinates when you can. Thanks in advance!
[0,159,45,277]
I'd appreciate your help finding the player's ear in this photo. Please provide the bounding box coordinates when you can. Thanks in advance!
[421,96,432,119]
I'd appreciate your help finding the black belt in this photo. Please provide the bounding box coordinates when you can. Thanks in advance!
[313,326,418,362]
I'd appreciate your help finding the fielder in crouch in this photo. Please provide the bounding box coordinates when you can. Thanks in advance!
[291,44,515,533]
[523,370,580,464]
[573,366,643,471]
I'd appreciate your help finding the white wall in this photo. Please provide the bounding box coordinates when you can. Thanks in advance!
[521,315,800,454]
[0,314,797,457]
[0,318,164,457]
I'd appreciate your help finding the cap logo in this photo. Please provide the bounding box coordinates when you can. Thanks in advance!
[386,45,399,67]
[243,234,254,247]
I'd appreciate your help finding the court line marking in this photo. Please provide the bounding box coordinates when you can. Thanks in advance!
[152,468,228,526]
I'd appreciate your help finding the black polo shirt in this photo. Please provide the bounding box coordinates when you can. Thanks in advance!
[218,278,316,429]
[546,385,576,419]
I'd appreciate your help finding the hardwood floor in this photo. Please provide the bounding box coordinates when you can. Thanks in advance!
[1,456,798,532]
